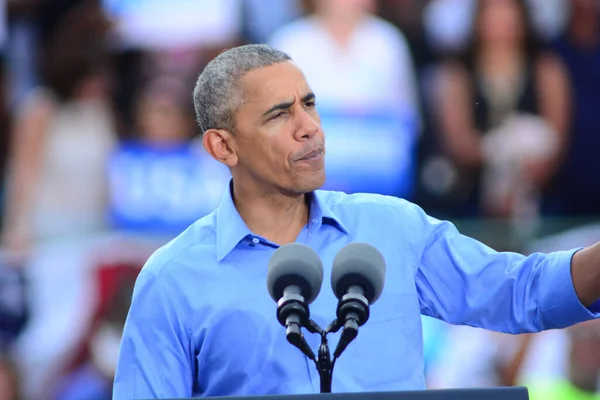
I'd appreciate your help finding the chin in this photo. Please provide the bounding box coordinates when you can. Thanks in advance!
[291,172,326,194]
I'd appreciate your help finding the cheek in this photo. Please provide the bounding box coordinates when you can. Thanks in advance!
[266,139,292,171]
[239,137,289,174]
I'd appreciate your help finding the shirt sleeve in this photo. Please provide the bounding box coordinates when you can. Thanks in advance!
[113,266,194,399]
[404,202,600,333]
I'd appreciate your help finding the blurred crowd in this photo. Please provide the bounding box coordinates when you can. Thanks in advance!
[0,0,599,399]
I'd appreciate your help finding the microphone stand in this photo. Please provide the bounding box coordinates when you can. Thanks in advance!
[305,320,333,393]
[278,302,367,393]
[277,294,335,392]
[303,317,357,393]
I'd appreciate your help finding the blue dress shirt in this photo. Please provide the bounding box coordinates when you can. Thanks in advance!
[113,183,600,399]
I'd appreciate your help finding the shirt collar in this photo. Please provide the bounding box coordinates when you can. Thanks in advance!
[215,180,348,262]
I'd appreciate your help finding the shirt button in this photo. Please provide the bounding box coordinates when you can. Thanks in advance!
[311,219,318,224]
[252,237,260,244]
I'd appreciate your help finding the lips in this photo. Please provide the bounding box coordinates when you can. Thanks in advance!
[297,147,324,162]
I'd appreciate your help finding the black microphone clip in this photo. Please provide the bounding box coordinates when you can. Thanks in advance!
[276,287,315,361]
[332,285,370,358]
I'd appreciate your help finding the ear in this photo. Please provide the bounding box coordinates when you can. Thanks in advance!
[202,129,238,167]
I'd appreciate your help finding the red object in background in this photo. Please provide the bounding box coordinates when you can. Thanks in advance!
[60,262,142,378]
[93,263,141,321]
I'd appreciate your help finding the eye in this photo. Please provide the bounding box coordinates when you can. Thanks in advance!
[270,111,285,120]
[305,101,316,108]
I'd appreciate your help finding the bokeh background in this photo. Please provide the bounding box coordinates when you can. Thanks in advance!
[1,0,600,399]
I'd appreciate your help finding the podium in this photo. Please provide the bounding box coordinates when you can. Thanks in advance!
[161,387,529,400]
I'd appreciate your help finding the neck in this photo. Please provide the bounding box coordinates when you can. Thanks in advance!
[231,179,310,245]
[478,45,524,76]
[479,43,522,64]
[318,13,364,47]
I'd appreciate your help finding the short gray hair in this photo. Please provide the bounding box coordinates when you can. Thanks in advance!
[193,44,292,134]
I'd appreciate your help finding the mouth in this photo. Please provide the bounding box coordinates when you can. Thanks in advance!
[297,147,324,162]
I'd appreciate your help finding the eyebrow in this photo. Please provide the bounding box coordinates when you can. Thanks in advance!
[262,92,316,118]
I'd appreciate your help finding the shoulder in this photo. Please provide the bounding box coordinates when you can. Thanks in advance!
[362,15,407,42]
[436,59,472,98]
[358,16,412,57]
[318,189,406,207]
[318,190,428,222]
[14,86,56,123]
[139,212,218,279]
[317,190,448,242]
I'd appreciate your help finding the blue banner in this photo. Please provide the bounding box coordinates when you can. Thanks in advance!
[107,140,230,235]
[318,106,418,199]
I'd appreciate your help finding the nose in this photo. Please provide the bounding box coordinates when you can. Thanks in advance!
[293,107,320,141]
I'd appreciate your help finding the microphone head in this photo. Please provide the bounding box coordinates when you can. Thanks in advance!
[331,242,386,304]
[267,243,323,304]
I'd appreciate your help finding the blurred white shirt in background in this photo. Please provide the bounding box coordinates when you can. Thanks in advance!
[269,15,419,118]
[269,15,421,198]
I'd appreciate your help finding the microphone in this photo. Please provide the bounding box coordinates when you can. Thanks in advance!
[330,242,386,358]
[267,243,324,361]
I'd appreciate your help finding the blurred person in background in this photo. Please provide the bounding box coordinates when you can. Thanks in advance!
[107,76,231,241]
[1,1,118,397]
[377,0,436,73]
[528,319,600,399]
[433,0,571,221]
[268,0,421,199]
[103,0,244,132]
[0,353,20,400]
[543,0,600,218]
[426,324,569,389]
[50,268,137,400]
[1,0,116,256]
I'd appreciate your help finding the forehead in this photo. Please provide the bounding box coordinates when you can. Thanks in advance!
[239,61,311,105]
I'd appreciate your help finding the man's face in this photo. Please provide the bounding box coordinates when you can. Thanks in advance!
[228,61,326,195]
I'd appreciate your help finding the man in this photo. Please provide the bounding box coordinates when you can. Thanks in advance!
[113,44,600,399]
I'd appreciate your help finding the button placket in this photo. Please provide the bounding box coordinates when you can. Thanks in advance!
[307,219,319,241]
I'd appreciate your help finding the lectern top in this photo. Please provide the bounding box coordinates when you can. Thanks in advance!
[154,386,529,400]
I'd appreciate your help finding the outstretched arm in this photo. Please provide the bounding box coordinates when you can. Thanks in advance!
[400,200,599,333]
